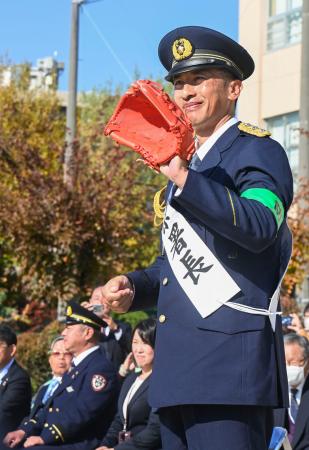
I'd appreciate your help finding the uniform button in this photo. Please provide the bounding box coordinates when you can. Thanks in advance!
[44,424,48,428]
[162,277,168,286]
[49,408,53,412]
[159,314,166,323]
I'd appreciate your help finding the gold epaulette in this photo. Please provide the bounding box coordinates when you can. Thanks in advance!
[153,185,167,227]
[238,122,271,137]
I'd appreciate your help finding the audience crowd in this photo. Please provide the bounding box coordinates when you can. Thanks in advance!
[1,300,309,449]
[0,301,161,450]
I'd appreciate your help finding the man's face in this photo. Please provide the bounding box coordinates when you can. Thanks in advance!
[62,324,91,355]
[0,340,15,369]
[285,342,309,377]
[49,339,72,377]
[173,69,241,137]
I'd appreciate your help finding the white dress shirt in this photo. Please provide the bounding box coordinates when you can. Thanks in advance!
[72,345,100,367]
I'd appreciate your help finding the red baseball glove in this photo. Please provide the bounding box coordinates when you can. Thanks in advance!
[104,80,195,172]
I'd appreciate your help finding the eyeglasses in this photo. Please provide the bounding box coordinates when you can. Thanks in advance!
[50,352,72,358]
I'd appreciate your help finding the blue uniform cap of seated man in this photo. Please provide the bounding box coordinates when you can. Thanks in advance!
[65,300,107,329]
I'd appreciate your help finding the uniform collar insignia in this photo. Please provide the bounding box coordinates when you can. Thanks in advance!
[238,122,271,137]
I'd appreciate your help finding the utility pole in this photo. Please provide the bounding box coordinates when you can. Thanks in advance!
[64,0,84,191]
[299,0,309,182]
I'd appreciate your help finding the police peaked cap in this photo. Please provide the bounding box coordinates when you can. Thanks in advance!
[158,26,255,82]
[65,300,107,330]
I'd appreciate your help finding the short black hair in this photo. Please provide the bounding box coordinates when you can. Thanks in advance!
[0,324,17,346]
[132,318,157,349]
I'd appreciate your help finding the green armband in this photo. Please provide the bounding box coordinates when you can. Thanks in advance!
[240,188,285,229]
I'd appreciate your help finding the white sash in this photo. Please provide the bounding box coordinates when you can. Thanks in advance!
[162,203,292,330]
[162,203,241,318]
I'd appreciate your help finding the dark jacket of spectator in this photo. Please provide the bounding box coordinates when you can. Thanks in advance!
[30,380,52,413]
[100,372,161,450]
[0,360,31,440]
[274,375,309,450]
[100,320,132,371]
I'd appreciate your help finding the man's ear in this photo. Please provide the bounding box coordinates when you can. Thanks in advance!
[10,344,17,358]
[85,326,95,342]
[228,79,243,101]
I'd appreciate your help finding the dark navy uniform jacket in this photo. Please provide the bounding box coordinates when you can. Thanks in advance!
[128,122,293,410]
[19,347,118,447]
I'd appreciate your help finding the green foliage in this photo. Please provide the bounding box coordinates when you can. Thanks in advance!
[0,64,164,326]
[113,310,154,330]
[16,320,63,392]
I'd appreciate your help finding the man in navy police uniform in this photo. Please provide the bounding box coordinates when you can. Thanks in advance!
[92,26,293,449]
[2,301,118,450]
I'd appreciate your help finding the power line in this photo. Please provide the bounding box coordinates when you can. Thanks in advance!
[82,5,133,83]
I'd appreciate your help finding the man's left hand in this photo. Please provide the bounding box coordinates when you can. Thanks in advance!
[23,436,44,448]
[160,155,189,189]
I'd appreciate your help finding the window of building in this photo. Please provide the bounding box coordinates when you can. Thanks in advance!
[267,0,302,51]
[265,112,299,178]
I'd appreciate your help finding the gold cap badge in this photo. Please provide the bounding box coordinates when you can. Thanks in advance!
[172,38,193,61]
[66,306,72,316]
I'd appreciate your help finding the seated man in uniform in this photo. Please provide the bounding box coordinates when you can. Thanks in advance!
[31,336,72,411]
[2,301,118,450]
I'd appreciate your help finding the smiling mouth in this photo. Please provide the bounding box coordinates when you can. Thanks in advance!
[184,102,202,111]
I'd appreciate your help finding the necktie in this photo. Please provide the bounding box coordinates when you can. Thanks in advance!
[290,388,299,423]
[189,152,202,171]
[69,361,76,372]
[42,378,60,404]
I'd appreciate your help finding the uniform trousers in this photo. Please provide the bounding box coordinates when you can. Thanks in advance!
[158,404,274,450]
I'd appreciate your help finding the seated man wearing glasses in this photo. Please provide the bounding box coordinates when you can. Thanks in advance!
[31,337,72,411]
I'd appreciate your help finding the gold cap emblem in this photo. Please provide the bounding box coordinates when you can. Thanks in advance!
[172,38,193,61]
[66,305,72,316]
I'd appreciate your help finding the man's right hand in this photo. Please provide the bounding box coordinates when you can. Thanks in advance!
[3,430,26,448]
[90,275,134,313]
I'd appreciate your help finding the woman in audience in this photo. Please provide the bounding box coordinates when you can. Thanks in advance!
[95,318,161,450]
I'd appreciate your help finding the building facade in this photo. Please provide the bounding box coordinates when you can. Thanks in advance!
[238,0,308,304]
[238,0,302,179]
[0,57,64,91]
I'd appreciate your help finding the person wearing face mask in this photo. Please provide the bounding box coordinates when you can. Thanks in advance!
[273,333,309,449]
